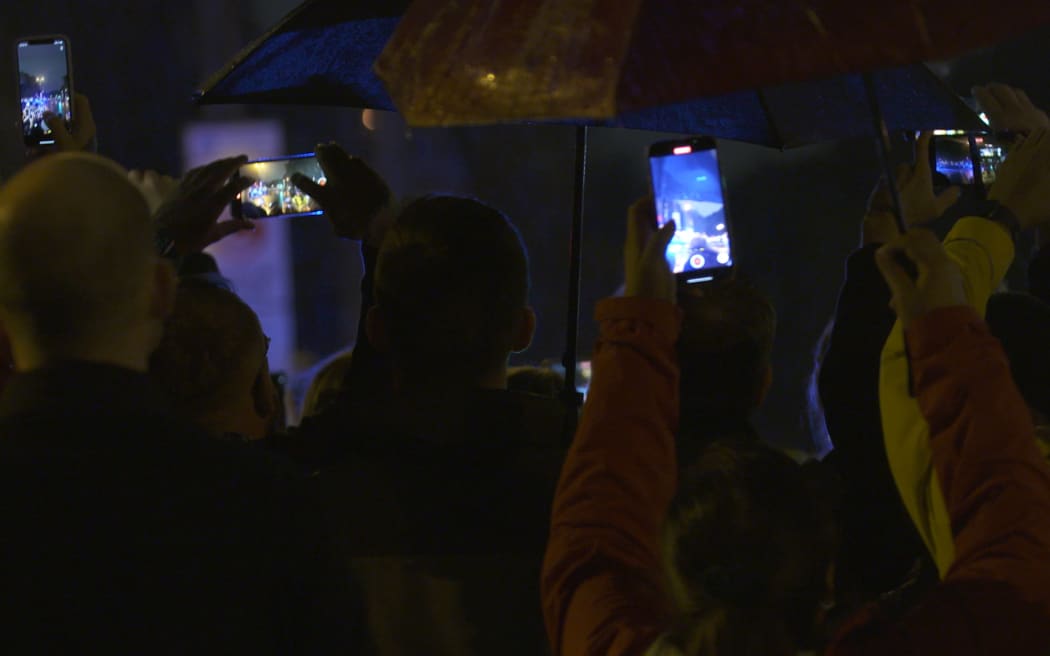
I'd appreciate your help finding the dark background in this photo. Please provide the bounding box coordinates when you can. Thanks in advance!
[1,1,1048,451]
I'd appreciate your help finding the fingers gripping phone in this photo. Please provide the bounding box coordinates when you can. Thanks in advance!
[230,154,326,220]
[648,137,734,284]
[16,35,74,147]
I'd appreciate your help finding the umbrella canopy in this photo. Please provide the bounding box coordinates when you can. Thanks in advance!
[195,0,410,108]
[374,0,1050,129]
[564,64,984,148]
[194,0,984,147]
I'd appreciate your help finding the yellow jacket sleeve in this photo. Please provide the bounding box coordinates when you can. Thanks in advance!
[879,217,1014,577]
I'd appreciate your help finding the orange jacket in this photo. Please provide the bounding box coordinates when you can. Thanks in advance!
[542,297,681,656]
[543,299,1050,656]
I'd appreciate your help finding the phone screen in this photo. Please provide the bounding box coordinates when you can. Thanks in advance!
[17,37,72,147]
[931,131,1004,187]
[233,154,325,220]
[973,134,1004,186]
[649,139,732,282]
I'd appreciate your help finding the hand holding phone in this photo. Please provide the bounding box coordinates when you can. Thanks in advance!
[624,196,676,302]
[16,35,74,148]
[292,144,393,242]
[648,137,734,284]
[156,156,254,256]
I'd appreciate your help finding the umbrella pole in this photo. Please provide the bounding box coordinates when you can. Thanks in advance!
[862,72,907,234]
[561,125,588,415]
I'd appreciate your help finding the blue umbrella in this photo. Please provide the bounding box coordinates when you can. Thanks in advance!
[195,0,407,109]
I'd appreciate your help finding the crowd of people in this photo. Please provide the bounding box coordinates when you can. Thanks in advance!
[20,88,71,138]
[0,80,1049,655]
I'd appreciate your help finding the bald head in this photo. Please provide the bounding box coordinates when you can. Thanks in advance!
[0,153,161,363]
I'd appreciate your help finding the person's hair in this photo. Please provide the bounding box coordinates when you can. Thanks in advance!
[507,365,564,397]
[301,349,354,417]
[149,280,264,420]
[0,156,154,353]
[662,440,836,656]
[374,195,529,385]
[677,279,776,422]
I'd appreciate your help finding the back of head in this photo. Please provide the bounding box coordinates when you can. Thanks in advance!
[301,349,354,418]
[507,365,565,398]
[374,195,529,386]
[0,153,154,358]
[677,279,776,424]
[663,440,836,656]
[149,280,266,426]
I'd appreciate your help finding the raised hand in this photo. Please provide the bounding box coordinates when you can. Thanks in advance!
[875,229,968,328]
[988,129,1050,231]
[974,84,1049,137]
[624,196,676,303]
[864,132,962,244]
[153,155,254,256]
[290,143,392,244]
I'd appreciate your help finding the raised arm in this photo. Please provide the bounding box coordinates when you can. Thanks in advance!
[879,129,1050,575]
[292,144,394,407]
[832,230,1050,653]
[821,133,960,601]
[541,200,681,656]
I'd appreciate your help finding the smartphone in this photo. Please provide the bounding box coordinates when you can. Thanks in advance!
[230,154,325,220]
[648,137,733,284]
[16,35,74,147]
[930,130,1004,190]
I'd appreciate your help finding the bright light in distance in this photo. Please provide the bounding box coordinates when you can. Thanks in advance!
[673,145,692,155]
[671,211,681,221]
[681,202,693,211]
[716,252,730,264]
[979,112,990,125]
[716,223,725,231]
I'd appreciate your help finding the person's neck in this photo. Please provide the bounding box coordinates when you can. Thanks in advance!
[197,408,265,441]
[394,367,508,397]
[19,348,149,373]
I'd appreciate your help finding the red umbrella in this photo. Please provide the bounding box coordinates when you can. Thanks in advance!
[375,0,1050,126]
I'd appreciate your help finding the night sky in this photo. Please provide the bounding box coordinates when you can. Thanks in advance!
[18,41,68,94]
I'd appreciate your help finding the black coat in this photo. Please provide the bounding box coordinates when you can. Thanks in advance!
[0,362,366,654]
[272,388,570,656]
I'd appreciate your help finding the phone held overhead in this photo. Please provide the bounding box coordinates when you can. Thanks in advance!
[648,136,734,284]
[16,35,74,148]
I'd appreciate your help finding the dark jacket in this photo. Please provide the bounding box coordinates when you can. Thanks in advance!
[818,245,933,603]
[273,387,569,656]
[0,362,365,654]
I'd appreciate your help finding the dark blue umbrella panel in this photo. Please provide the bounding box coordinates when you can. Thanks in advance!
[195,0,409,109]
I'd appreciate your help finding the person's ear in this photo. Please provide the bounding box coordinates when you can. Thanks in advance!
[149,258,177,321]
[251,366,275,420]
[511,307,536,353]
[365,306,391,353]
[755,365,773,407]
